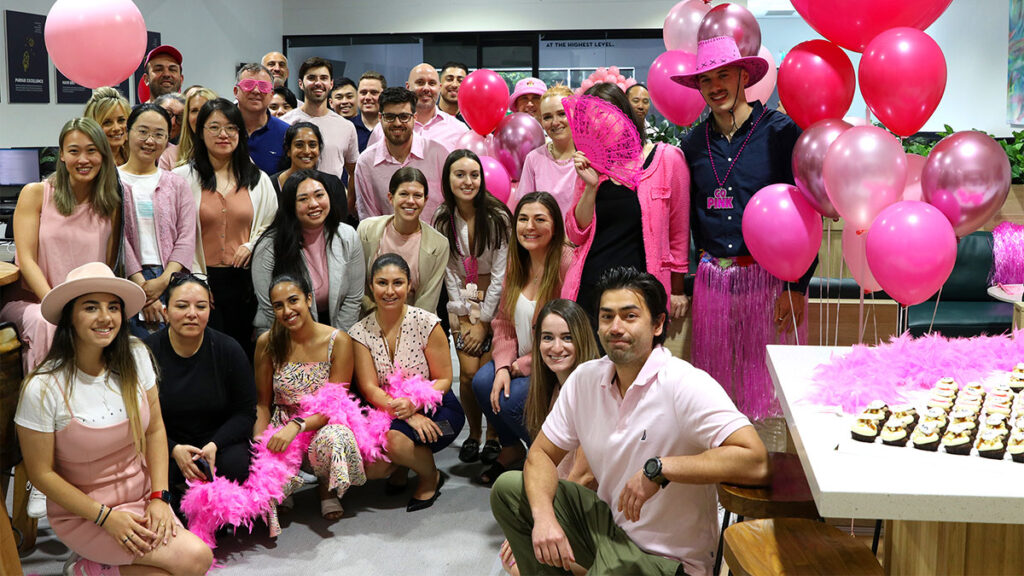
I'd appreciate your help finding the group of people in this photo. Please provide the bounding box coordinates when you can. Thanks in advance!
[5,34,813,576]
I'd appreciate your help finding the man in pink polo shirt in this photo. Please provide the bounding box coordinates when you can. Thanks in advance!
[354,87,448,223]
[367,63,468,152]
[492,267,769,576]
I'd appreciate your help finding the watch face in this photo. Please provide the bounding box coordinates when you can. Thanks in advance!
[644,458,660,476]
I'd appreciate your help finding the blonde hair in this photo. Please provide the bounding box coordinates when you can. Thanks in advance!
[83,87,130,164]
[49,117,121,218]
[177,87,218,167]
[542,84,573,101]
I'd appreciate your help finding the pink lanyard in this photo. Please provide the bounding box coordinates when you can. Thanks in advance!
[451,212,478,284]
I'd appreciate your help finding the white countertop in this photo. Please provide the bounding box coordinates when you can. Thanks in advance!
[767,345,1024,524]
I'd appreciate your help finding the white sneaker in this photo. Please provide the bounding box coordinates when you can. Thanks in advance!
[27,483,47,519]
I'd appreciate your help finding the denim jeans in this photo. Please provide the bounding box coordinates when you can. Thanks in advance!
[129,265,164,339]
[471,360,531,447]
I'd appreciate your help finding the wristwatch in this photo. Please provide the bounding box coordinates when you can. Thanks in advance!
[643,457,669,488]
[289,417,307,433]
[148,490,171,503]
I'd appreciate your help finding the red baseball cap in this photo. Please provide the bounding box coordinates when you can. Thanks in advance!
[144,45,182,67]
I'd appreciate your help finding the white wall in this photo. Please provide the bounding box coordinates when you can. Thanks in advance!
[0,0,285,148]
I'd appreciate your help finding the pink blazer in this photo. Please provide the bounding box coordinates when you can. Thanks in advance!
[122,170,196,277]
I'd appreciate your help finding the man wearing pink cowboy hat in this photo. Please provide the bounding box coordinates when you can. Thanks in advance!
[674,35,813,445]
[509,77,547,121]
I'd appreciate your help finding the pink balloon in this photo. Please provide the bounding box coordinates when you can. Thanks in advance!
[480,156,511,204]
[859,28,946,137]
[903,153,927,202]
[609,66,620,75]
[492,113,545,181]
[745,45,777,106]
[777,40,856,129]
[649,51,707,126]
[865,201,957,306]
[742,184,823,282]
[793,118,852,220]
[843,116,869,126]
[791,0,953,53]
[459,69,511,136]
[823,126,907,230]
[456,131,496,159]
[45,0,147,89]
[922,131,1012,237]
[842,225,882,293]
[697,3,762,57]
[664,0,714,52]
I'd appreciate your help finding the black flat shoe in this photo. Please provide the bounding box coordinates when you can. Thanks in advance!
[479,439,502,464]
[406,471,448,512]
[458,438,481,463]
[474,461,508,487]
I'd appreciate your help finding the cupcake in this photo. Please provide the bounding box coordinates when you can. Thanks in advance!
[920,407,948,430]
[1008,428,1024,463]
[880,418,910,447]
[962,382,986,398]
[860,400,890,422]
[976,430,1008,460]
[942,423,974,455]
[935,377,959,397]
[911,421,942,452]
[888,404,918,428]
[956,389,983,408]
[1010,374,1024,395]
[949,407,979,436]
[981,414,1009,436]
[984,401,1012,418]
[851,417,881,443]
[927,394,955,411]
[1013,363,1024,378]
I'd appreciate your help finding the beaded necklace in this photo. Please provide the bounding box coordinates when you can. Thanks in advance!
[705,106,768,199]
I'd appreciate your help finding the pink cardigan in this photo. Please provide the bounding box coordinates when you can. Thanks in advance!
[562,143,690,304]
[122,169,196,277]
[492,245,574,374]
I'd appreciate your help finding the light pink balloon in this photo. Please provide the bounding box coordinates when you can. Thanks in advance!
[456,131,496,159]
[698,3,762,57]
[823,126,907,230]
[45,0,147,89]
[842,225,882,293]
[793,118,852,220]
[480,155,511,204]
[859,28,947,137]
[663,0,713,52]
[742,184,823,282]
[922,131,1012,237]
[865,201,957,306]
[745,46,777,106]
[903,153,927,202]
[649,50,707,126]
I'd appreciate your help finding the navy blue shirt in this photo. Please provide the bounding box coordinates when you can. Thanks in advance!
[351,113,372,153]
[248,111,289,174]
[682,101,815,292]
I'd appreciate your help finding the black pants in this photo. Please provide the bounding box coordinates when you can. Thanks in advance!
[207,266,257,360]
[168,439,252,511]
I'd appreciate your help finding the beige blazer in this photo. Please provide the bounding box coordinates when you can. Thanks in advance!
[357,215,450,316]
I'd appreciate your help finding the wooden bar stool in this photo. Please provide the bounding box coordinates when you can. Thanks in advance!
[0,322,36,555]
[723,518,883,576]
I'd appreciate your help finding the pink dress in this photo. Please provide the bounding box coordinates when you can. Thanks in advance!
[0,181,113,370]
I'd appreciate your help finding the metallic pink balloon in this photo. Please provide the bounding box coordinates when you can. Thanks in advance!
[663,0,713,53]
[866,201,957,306]
[922,131,1011,237]
[492,112,545,181]
[842,225,882,293]
[480,155,511,204]
[742,184,823,282]
[697,3,762,57]
[745,45,777,106]
[823,126,907,230]
[792,118,852,220]
[455,130,496,159]
[902,153,927,202]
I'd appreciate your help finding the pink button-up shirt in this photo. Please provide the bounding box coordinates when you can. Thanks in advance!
[367,107,468,153]
[353,134,449,223]
[543,346,750,576]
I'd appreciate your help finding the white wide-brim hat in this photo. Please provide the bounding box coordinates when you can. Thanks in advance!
[40,262,146,325]
[671,35,769,90]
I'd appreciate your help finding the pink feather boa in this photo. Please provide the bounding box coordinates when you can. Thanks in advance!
[809,330,1024,414]
[180,368,442,548]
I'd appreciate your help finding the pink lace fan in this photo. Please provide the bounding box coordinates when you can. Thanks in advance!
[563,95,643,189]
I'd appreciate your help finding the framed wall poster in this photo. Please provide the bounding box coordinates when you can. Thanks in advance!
[56,70,131,105]
[5,10,49,103]
[1008,0,1024,124]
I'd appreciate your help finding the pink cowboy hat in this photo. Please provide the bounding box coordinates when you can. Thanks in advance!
[41,262,146,325]
[508,77,548,110]
[671,36,768,89]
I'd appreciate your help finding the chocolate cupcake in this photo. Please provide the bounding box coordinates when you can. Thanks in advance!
[861,400,890,422]
[889,404,918,429]
[963,382,986,399]
[911,421,942,452]
[1008,428,1024,463]
[1010,374,1024,395]
[851,417,881,443]
[942,423,974,455]
[920,407,949,432]
[976,430,1008,460]
[927,394,955,412]
[880,418,910,447]
[949,407,979,437]
[935,377,960,397]
[984,401,1012,418]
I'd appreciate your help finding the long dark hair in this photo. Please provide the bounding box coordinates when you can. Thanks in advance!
[502,192,566,321]
[257,169,343,280]
[263,273,313,369]
[191,98,262,191]
[584,82,647,145]
[279,121,323,171]
[432,149,511,258]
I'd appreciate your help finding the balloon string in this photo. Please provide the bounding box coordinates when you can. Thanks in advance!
[858,287,865,345]
[789,288,800,345]
[871,291,879,345]
[928,286,943,334]
[834,258,844,346]
[823,220,831,346]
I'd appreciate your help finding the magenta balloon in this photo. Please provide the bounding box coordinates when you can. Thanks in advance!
[903,153,927,202]
[745,46,777,106]
[742,184,823,282]
[842,225,882,293]
[45,0,147,89]
[648,51,707,126]
[664,0,713,52]
[859,28,946,137]
[823,126,907,230]
[792,118,852,220]
[865,201,957,306]
[456,131,497,159]
[777,39,856,129]
[480,155,512,204]
[697,3,762,57]
[492,113,545,181]
[459,69,511,136]
[921,131,1011,237]
[791,0,953,53]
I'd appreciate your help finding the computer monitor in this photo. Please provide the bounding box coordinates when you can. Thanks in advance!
[0,149,41,186]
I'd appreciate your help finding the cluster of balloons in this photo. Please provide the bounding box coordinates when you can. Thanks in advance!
[45,0,147,89]
[576,66,637,96]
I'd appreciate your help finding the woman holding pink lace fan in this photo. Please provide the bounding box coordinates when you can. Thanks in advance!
[562,83,691,336]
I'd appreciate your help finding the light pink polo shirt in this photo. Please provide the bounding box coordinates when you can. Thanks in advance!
[280,108,359,180]
[367,107,468,153]
[542,346,750,576]
[353,134,448,223]
[513,145,576,220]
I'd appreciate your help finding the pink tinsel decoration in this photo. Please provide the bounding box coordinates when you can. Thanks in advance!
[180,372,442,548]
[810,330,1024,414]
[991,221,1024,285]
